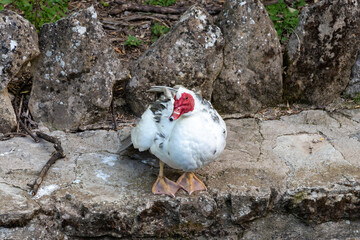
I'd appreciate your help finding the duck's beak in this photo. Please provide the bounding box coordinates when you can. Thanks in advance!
[169,108,181,121]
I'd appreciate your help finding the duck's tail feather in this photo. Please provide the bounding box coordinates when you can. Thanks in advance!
[147,86,177,99]
[118,135,133,153]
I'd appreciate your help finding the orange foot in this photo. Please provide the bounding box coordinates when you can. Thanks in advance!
[152,176,181,198]
[176,172,207,195]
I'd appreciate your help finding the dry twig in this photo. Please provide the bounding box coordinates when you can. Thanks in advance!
[28,132,66,196]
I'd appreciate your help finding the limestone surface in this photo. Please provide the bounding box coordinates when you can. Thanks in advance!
[126,6,224,115]
[0,109,359,238]
[29,7,128,131]
[213,0,283,114]
[285,0,360,105]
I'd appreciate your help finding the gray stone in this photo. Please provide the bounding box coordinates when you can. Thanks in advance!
[29,7,128,131]
[213,0,283,114]
[0,109,360,238]
[345,50,360,98]
[0,10,39,91]
[0,89,17,133]
[126,6,224,115]
[0,182,40,227]
[285,0,360,105]
[242,214,360,240]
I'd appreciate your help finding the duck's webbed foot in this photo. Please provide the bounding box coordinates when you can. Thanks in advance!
[152,177,180,198]
[176,172,207,195]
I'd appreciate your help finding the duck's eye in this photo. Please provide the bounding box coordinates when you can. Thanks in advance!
[185,97,188,100]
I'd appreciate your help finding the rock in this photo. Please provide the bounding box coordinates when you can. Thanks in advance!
[126,5,224,115]
[242,214,360,239]
[0,182,40,227]
[29,7,128,131]
[0,89,17,133]
[345,50,360,98]
[0,109,360,238]
[285,0,360,105]
[0,10,39,91]
[212,0,283,114]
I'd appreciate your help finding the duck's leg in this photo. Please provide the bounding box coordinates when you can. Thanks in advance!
[176,172,207,195]
[152,160,180,197]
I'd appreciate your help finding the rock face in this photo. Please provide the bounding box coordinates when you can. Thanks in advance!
[29,7,127,131]
[0,10,39,91]
[126,6,224,115]
[285,0,360,105]
[0,109,359,238]
[0,89,17,133]
[345,50,360,98]
[213,0,283,114]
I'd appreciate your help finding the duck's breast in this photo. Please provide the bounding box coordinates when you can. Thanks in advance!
[165,112,227,171]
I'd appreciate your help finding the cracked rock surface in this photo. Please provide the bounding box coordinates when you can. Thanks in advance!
[0,109,359,239]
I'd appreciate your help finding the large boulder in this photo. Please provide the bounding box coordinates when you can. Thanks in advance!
[285,0,360,105]
[1,109,360,238]
[345,50,360,98]
[29,7,127,131]
[126,5,224,115]
[0,10,39,91]
[212,0,283,114]
[0,89,17,133]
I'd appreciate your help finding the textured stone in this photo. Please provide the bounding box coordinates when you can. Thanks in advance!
[0,109,359,238]
[285,0,360,105]
[0,10,39,91]
[126,6,224,115]
[0,183,40,227]
[0,89,16,133]
[29,7,128,131]
[213,0,283,114]
[345,50,360,98]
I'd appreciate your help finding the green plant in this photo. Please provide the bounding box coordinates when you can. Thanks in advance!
[0,0,11,10]
[0,0,69,30]
[101,1,109,7]
[266,0,306,43]
[124,34,142,47]
[354,93,360,104]
[144,0,176,7]
[151,22,170,42]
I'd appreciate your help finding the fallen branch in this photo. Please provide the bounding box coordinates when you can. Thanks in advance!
[111,2,222,15]
[13,96,40,143]
[0,132,27,141]
[28,132,66,196]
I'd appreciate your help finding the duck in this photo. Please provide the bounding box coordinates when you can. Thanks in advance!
[131,86,227,197]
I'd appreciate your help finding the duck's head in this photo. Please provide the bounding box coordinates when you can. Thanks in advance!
[169,88,196,121]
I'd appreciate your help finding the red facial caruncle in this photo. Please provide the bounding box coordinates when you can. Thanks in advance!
[169,93,195,121]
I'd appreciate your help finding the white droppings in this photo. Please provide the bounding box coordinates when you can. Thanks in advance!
[0,148,15,157]
[250,19,255,25]
[45,74,50,80]
[102,155,117,167]
[240,1,246,6]
[34,184,59,199]
[10,40,17,51]
[96,170,110,182]
[46,50,52,57]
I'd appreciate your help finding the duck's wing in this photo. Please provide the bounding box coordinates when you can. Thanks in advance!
[131,86,176,152]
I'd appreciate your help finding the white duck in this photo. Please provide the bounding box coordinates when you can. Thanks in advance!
[131,86,227,197]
